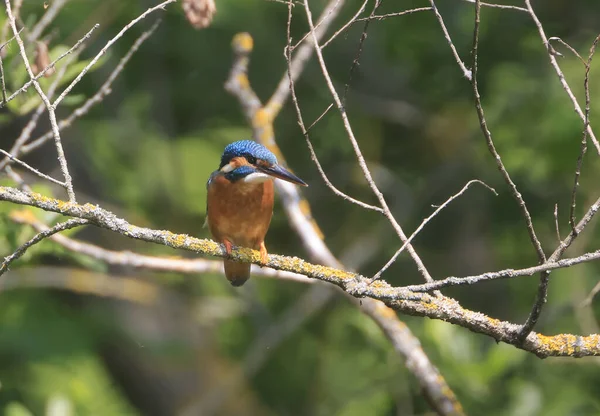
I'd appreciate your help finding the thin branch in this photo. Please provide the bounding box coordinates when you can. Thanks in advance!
[569,35,600,233]
[0,24,99,108]
[341,0,381,101]
[303,0,435,283]
[264,0,344,118]
[0,217,88,275]
[319,0,369,50]
[554,203,561,243]
[470,0,549,298]
[20,19,162,156]
[283,4,384,213]
[459,0,527,12]
[53,0,175,108]
[0,149,65,187]
[0,42,79,172]
[582,279,600,308]
[524,0,600,155]
[352,7,433,24]
[520,193,600,340]
[5,0,76,202]
[5,165,31,192]
[548,37,585,63]
[371,180,496,281]
[429,0,472,80]
[405,247,600,293]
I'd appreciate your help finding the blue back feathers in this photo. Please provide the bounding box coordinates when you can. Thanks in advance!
[219,140,277,169]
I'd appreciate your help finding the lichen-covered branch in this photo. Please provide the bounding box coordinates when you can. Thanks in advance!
[1,186,599,358]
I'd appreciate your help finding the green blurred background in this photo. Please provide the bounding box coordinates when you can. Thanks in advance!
[1,0,600,414]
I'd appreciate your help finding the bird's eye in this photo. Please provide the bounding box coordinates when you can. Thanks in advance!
[246,155,257,165]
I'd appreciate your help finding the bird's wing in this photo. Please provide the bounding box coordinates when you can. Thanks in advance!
[204,170,220,228]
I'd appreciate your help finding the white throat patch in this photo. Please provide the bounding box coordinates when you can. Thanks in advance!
[243,172,272,184]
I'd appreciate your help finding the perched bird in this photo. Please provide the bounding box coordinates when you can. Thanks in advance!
[206,140,308,286]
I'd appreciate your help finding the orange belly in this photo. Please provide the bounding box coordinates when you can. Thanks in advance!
[206,174,275,250]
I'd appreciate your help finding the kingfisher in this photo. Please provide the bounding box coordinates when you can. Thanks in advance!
[206,140,308,286]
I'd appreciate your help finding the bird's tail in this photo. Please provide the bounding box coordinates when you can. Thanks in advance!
[224,260,251,287]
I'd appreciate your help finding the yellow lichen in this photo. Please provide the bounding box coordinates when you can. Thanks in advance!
[233,32,253,52]
[253,108,272,128]
[236,73,249,89]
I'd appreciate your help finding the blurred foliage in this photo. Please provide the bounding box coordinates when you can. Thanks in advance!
[1,0,600,415]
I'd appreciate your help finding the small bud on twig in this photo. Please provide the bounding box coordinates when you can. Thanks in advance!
[182,0,216,29]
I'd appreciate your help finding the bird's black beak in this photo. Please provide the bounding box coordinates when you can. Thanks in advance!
[260,164,308,186]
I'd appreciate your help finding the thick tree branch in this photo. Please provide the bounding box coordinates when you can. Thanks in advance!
[1,191,599,360]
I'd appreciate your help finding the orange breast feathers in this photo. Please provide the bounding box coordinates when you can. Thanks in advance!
[206,173,275,250]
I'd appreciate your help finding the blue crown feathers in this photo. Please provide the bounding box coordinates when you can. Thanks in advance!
[219,140,277,169]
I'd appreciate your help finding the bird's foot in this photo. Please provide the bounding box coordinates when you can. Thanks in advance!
[259,242,268,265]
[223,239,233,256]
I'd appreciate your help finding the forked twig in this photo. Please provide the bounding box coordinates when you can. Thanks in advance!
[5,0,76,202]
[20,20,162,156]
[569,35,600,233]
[371,180,496,282]
[53,0,175,108]
[0,149,65,187]
[429,0,472,80]
[0,217,88,275]
[303,0,435,283]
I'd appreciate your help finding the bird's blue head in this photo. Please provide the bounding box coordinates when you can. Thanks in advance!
[218,140,307,186]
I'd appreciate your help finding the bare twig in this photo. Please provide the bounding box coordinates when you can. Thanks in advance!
[0,44,77,172]
[459,0,527,12]
[353,7,433,23]
[582,280,600,308]
[554,203,561,243]
[264,0,344,118]
[289,0,343,50]
[53,0,175,108]
[520,193,600,340]
[20,19,162,156]
[303,0,435,283]
[341,0,381,101]
[548,37,585,63]
[470,0,550,320]
[320,0,369,49]
[1,24,99,108]
[405,247,600,293]
[5,165,31,192]
[429,0,472,80]
[0,149,65,187]
[569,35,600,233]
[524,0,600,155]
[5,0,76,202]
[0,217,88,275]
[0,26,25,104]
[371,180,496,281]
[282,7,383,213]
